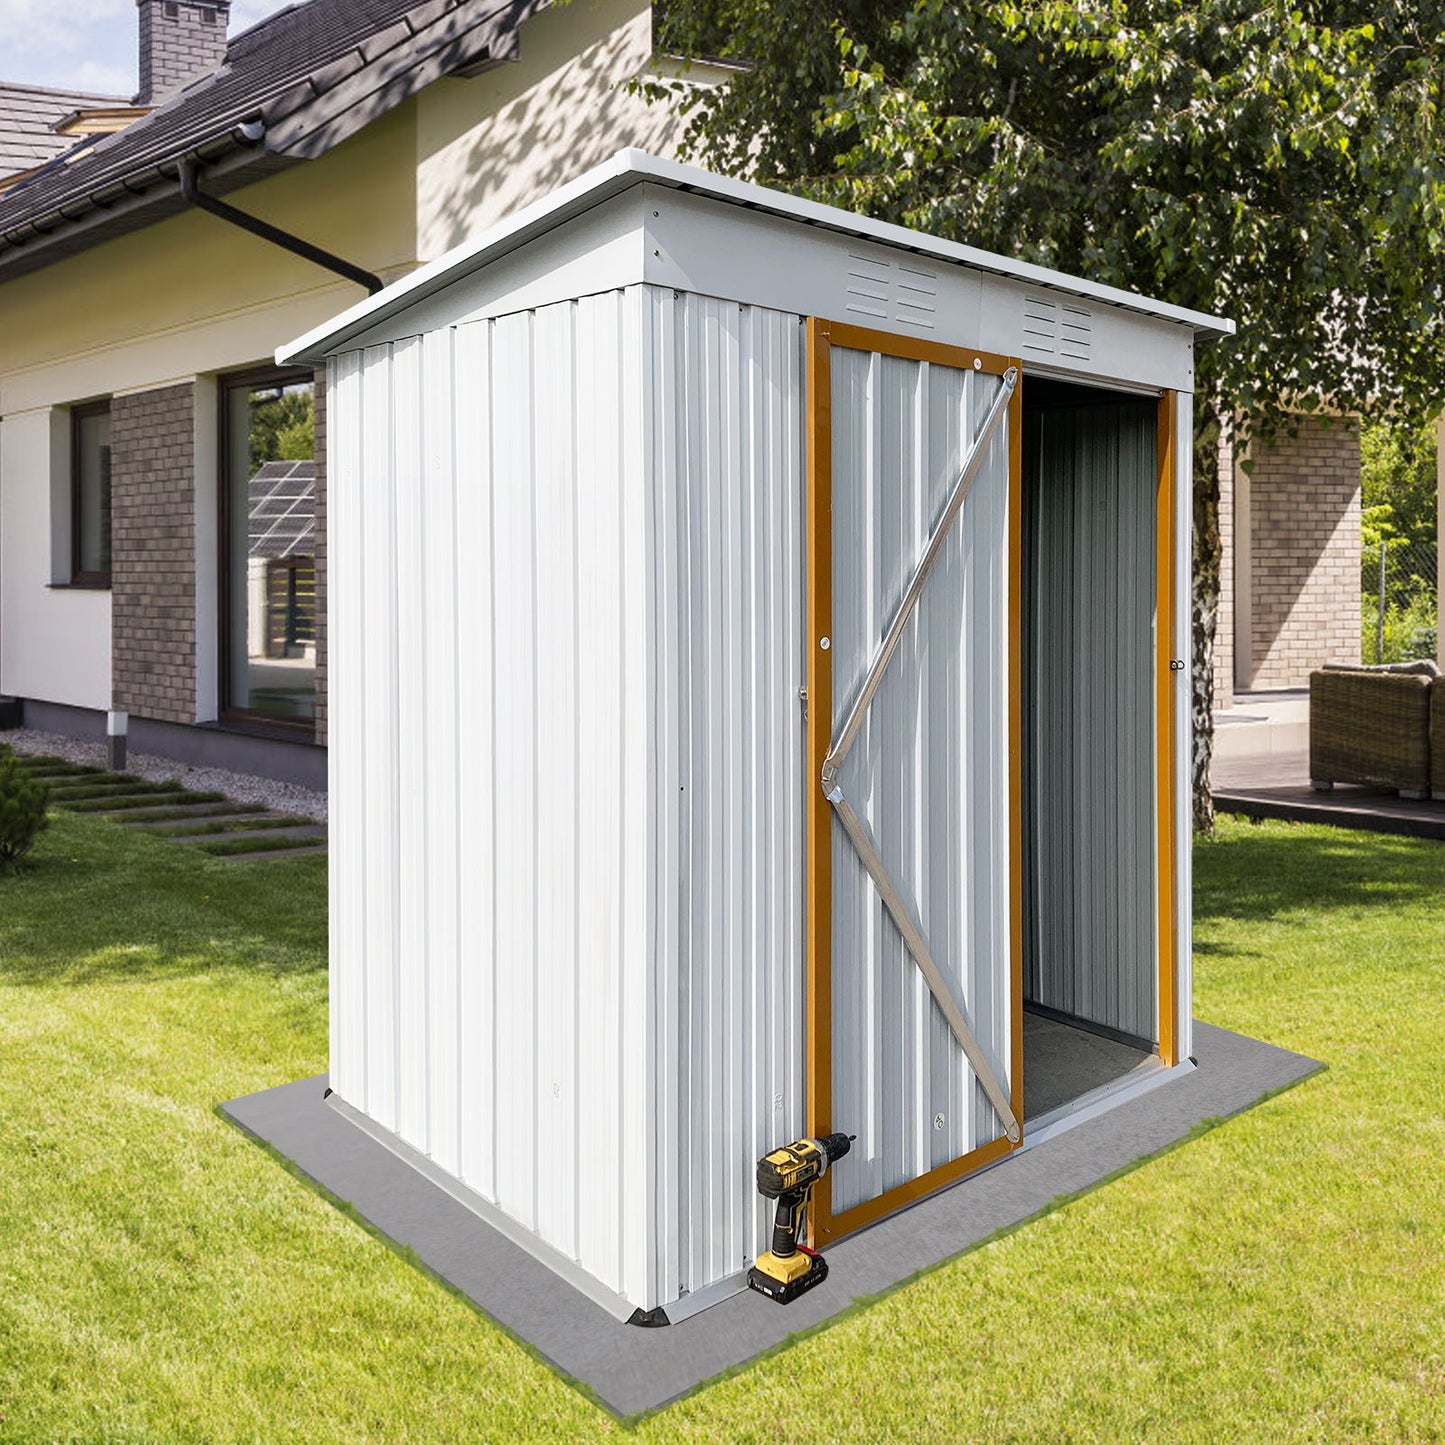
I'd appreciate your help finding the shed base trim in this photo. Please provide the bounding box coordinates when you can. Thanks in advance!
[1021,1056,1195,1151]
[324,1091,639,1324]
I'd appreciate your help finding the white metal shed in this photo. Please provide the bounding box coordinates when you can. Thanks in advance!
[280,150,1233,1323]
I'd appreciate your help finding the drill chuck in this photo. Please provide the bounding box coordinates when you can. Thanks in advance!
[755,1132,853,1199]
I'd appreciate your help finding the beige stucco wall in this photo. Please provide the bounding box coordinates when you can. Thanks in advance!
[0,0,696,414]
[0,410,112,708]
[416,0,685,259]
[0,105,418,407]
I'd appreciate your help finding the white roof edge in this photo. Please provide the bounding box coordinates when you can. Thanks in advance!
[278,148,1234,364]
[277,149,644,364]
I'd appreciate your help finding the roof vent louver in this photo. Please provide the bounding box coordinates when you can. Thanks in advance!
[1022,294,1092,361]
[843,252,937,330]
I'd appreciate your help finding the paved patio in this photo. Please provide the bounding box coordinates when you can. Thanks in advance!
[1212,747,1445,841]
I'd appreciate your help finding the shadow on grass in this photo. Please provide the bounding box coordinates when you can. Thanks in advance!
[1190,937,1264,959]
[1195,818,1445,931]
[0,812,326,989]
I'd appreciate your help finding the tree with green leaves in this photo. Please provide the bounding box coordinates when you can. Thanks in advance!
[653,0,1445,829]
[249,387,315,472]
[1362,415,1437,547]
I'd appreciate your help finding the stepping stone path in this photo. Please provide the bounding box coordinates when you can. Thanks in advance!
[13,755,327,863]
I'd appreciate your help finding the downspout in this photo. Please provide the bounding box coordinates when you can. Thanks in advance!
[177,149,383,296]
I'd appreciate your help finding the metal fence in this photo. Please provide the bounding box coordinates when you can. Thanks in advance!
[1361,536,1438,664]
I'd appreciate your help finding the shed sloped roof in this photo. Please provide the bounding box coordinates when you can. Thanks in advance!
[0,83,127,181]
[0,0,541,280]
[279,149,1235,364]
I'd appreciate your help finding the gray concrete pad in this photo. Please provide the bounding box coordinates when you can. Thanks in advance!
[220,1022,1321,1421]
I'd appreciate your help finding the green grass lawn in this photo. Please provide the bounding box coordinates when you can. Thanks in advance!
[2,812,1443,1443]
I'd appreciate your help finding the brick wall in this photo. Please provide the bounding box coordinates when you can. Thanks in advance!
[1244,415,1361,690]
[136,1,230,106]
[1213,428,1235,710]
[111,383,197,725]
[313,369,327,745]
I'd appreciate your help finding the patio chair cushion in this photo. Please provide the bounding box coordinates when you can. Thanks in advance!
[1321,658,1440,676]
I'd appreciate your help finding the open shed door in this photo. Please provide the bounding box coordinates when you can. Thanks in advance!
[806,320,1024,1243]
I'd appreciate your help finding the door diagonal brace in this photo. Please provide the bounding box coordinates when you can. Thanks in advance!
[824,367,1017,782]
[828,788,1020,1142]
[822,365,1020,1144]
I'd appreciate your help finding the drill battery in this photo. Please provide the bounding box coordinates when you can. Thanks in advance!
[747,1244,830,1303]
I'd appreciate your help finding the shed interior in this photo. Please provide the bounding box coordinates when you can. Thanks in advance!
[1020,378,1165,1124]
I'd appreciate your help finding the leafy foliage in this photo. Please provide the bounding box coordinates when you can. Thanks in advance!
[658,0,1445,427]
[0,748,49,869]
[1361,413,1437,548]
[248,385,314,472]
[1361,588,1437,662]
[1359,414,1437,660]
[652,0,1445,826]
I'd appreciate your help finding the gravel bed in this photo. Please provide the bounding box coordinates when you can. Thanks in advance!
[1,728,327,823]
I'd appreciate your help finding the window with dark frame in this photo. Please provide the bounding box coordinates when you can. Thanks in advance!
[71,400,113,588]
[219,367,318,729]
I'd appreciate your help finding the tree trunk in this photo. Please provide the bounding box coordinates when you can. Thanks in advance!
[1191,409,1223,835]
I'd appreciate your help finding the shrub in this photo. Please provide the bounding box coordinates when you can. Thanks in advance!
[1361,591,1439,666]
[0,748,49,869]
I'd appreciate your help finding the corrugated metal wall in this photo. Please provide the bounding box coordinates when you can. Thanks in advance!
[1022,400,1158,1042]
[647,290,806,1304]
[329,286,805,1312]
[826,351,1014,1215]
[328,294,659,1308]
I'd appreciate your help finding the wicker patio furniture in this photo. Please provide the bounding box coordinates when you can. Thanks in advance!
[1309,667,1434,799]
[1433,677,1445,800]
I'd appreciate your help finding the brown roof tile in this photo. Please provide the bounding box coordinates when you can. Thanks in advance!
[0,82,128,180]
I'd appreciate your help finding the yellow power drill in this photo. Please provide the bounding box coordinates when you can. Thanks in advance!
[747,1133,854,1304]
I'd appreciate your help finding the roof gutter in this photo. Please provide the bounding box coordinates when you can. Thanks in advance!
[177,152,382,296]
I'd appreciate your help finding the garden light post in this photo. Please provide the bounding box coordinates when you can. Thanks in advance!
[107,711,128,772]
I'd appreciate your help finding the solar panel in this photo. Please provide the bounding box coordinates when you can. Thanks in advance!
[249,459,316,560]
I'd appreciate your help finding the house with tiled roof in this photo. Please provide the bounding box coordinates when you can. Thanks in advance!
[0,0,713,784]
[0,82,142,193]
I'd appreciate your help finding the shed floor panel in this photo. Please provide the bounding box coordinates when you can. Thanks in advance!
[221,1021,1320,1421]
[1023,1009,1153,1120]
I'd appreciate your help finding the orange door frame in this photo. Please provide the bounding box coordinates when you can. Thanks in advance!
[803,317,1025,1246]
[1155,392,1180,1068]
